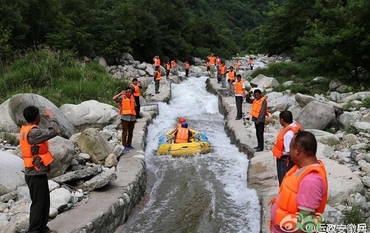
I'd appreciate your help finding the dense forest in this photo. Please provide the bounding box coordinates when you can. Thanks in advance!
[0,0,369,80]
[0,0,271,63]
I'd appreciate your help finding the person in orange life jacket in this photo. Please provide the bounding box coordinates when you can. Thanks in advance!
[235,60,240,73]
[207,53,216,78]
[185,61,190,77]
[130,78,143,118]
[206,61,210,73]
[113,87,136,151]
[249,57,254,70]
[234,75,245,120]
[218,62,227,88]
[227,66,236,95]
[20,106,60,233]
[168,122,193,143]
[215,56,221,74]
[272,111,303,187]
[171,60,178,75]
[270,131,328,233]
[153,55,161,70]
[154,66,161,94]
[246,89,268,152]
[165,61,171,79]
[168,117,186,135]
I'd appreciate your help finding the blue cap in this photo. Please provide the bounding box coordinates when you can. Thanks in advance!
[181,122,188,128]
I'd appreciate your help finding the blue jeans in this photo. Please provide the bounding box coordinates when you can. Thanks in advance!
[276,156,295,186]
[155,80,160,93]
[221,75,226,88]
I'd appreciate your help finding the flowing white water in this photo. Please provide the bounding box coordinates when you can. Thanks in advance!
[122,76,261,233]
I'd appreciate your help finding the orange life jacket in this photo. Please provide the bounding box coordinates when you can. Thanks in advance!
[175,128,189,143]
[228,70,236,80]
[272,161,328,231]
[216,58,220,66]
[166,64,171,70]
[249,59,254,65]
[19,124,54,168]
[130,84,141,97]
[120,95,136,115]
[235,62,240,68]
[220,65,226,75]
[185,63,190,69]
[206,61,210,67]
[155,71,161,81]
[208,56,216,64]
[155,58,160,66]
[272,122,302,159]
[234,80,244,94]
[250,97,268,118]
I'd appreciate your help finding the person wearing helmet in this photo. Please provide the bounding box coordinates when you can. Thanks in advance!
[169,117,187,135]
[168,122,193,143]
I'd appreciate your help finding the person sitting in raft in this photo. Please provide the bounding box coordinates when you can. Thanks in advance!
[167,122,194,143]
[169,117,186,135]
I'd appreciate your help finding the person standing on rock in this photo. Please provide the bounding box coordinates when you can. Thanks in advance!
[227,66,236,95]
[130,78,143,118]
[235,60,240,73]
[207,53,216,78]
[165,61,171,79]
[171,59,177,75]
[249,57,254,70]
[185,61,190,77]
[154,66,161,94]
[153,55,161,70]
[272,111,302,186]
[234,74,245,120]
[234,75,245,120]
[113,87,136,151]
[246,89,268,152]
[270,131,328,233]
[19,106,60,233]
[206,60,210,73]
[219,62,227,88]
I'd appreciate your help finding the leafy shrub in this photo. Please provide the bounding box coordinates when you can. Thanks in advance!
[344,125,359,135]
[361,97,370,108]
[341,205,366,225]
[0,50,129,106]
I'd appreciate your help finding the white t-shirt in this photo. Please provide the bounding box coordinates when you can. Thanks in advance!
[283,122,299,155]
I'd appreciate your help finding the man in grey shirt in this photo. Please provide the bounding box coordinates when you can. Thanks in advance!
[19,106,60,233]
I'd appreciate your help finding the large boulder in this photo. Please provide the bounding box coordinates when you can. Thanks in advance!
[0,99,19,133]
[317,144,363,205]
[59,100,120,131]
[8,94,74,138]
[295,93,315,108]
[296,101,336,130]
[338,112,357,128]
[340,91,370,103]
[250,74,279,88]
[267,95,296,112]
[48,136,75,178]
[0,152,25,195]
[306,129,340,146]
[77,128,113,164]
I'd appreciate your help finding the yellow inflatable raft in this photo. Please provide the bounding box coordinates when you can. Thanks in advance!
[157,129,211,157]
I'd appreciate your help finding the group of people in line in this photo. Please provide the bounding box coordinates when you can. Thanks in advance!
[17,53,327,233]
[153,55,191,94]
[245,88,328,233]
